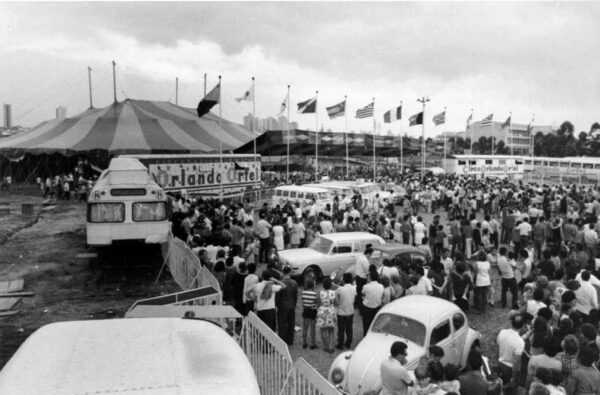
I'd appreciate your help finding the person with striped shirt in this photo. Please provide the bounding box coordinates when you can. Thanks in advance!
[301,276,319,349]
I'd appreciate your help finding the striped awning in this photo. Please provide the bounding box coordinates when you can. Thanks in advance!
[0,99,258,155]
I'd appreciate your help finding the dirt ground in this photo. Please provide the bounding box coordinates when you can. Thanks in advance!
[0,192,509,377]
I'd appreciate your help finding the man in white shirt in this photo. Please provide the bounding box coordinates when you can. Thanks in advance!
[574,270,598,316]
[335,273,357,349]
[380,341,413,395]
[497,314,525,395]
[319,214,334,234]
[362,271,384,335]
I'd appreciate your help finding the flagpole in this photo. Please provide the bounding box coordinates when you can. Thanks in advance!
[251,76,256,157]
[218,75,223,199]
[372,97,376,181]
[509,113,513,156]
[418,97,430,180]
[345,95,349,179]
[399,101,403,176]
[286,84,291,183]
[468,108,473,153]
[315,90,319,181]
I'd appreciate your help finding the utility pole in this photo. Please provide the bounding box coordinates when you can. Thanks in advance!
[417,96,430,180]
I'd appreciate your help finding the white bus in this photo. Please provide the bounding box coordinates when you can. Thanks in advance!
[0,318,260,395]
[86,157,170,246]
[272,185,332,211]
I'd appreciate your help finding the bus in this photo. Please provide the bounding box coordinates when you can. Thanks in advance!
[272,185,332,211]
[86,157,170,246]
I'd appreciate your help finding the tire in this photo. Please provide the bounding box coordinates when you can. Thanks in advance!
[303,266,323,282]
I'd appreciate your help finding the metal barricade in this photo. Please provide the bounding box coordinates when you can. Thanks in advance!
[126,285,222,314]
[280,358,340,395]
[239,311,294,395]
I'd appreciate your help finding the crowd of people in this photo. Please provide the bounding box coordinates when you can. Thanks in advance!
[170,172,600,395]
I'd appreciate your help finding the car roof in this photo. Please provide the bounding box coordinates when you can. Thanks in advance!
[0,318,259,395]
[275,185,329,193]
[377,295,462,328]
[373,243,424,255]
[319,232,384,242]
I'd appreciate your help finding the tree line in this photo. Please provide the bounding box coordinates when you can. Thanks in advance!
[444,121,600,157]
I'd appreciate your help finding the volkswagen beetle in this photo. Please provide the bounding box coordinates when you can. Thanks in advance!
[328,295,481,394]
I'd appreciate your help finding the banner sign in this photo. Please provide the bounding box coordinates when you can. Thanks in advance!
[129,154,261,195]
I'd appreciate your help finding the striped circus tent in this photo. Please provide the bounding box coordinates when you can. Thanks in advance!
[0,99,258,155]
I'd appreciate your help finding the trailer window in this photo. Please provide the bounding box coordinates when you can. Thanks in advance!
[485,160,493,165]
[469,160,476,165]
[88,203,125,223]
[289,191,297,198]
[133,202,167,222]
[458,160,466,165]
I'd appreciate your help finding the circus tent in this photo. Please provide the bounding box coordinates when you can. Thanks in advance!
[0,99,258,155]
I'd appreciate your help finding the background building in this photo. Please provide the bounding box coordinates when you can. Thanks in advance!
[3,104,11,129]
[55,106,67,120]
[466,120,553,155]
[243,114,298,133]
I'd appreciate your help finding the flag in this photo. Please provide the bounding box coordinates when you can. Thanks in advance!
[355,102,374,119]
[196,83,220,117]
[277,93,288,116]
[383,110,391,123]
[466,112,473,126]
[395,105,402,120]
[297,97,317,114]
[502,115,512,129]
[433,110,446,126]
[480,113,493,124]
[409,112,423,126]
[235,85,254,102]
[326,100,345,119]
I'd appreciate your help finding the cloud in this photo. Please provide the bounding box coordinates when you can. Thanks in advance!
[1,2,600,134]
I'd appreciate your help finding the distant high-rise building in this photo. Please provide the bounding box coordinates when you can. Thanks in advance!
[56,106,67,120]
[3,104,11,129]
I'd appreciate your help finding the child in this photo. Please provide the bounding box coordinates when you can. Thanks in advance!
[440,364,461,394]
[301,276,319,349]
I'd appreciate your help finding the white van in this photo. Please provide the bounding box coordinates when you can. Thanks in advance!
[272,185,332,211]
[305,182,355,199]
[0,318,260,395]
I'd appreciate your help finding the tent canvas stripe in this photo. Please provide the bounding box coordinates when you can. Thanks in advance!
[129,105,187,152]
[17,118,82,149]
[203,111,256,142]
[132,101,230,150]
[71,103,125,151]
[155,119,214,152]
[162,101,252,144]
[34,106,114,150]
[109,102,151,152]
[0,119,59,148]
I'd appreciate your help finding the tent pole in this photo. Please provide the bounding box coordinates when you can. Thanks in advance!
[175,77,179,105]
[88,67,94,109]
[218,75,223,200]
[112,60,117,103]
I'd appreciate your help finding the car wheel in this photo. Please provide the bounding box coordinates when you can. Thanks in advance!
[303,266,322,282]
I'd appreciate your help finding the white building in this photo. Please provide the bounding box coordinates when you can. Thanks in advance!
[466,121,553,155]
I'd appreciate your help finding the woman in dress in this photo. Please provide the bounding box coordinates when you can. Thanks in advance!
[316,277,337,353]
[272,219,285,251]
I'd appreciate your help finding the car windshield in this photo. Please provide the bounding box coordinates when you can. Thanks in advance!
[309,236,333,254]
[371,313,427,346]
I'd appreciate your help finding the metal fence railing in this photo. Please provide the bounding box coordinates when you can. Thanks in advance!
[239,311,294,395]
[280,358,340,395]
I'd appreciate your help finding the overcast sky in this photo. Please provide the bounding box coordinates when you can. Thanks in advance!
[1,2,599,137]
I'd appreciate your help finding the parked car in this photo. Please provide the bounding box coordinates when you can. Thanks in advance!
[371,243,431,268]
[278,232,385,279]
[328,295,481,394]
